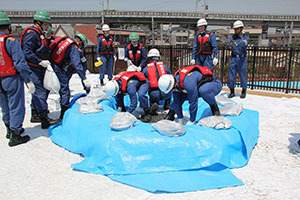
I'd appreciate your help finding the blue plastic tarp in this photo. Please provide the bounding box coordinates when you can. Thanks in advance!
[49,95,259,193]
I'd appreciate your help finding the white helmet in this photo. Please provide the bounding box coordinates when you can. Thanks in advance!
[233,20,244,29]
[158,74,175,94]
[147,48,160,58]
[104,80,119,97]
[197,18,208,27]
[102,24,110,31]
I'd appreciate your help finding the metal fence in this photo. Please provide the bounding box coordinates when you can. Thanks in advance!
[84,45,300,94]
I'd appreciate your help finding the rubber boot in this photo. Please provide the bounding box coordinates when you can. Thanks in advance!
[228,88,235,98]
[210,104,220,116]
[140,108,152,123]
[5,124,24,139]
[30,109,41,123]
[240,88,247,99]
[60,106,69,119]
[149,102,159,115]
[163,98,171,110]
[8,129,30,147]
[165,109,175,121]
[100,79,104,86]
[40,111,59,129]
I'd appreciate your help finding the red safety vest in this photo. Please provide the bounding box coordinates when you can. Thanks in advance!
[19,26,48,47]
[99,35,114,55]
[0,35,17,77]
[196,32,212,55]
[128,43,143,66]
[114,71,146,93]
[147,62,167,89]
[50,36,76,65]
[175,65,213,89]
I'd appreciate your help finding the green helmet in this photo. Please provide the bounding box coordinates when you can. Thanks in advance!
[76,33,88,48]
[34,10,51,23]
[0,11,11,25]
[129,32,139,42]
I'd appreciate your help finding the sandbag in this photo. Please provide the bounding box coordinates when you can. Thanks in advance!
[110,112,137,131]
[197,116,232,129]
[216,95,234,105]
[152,120,186,137]
[220,103,243,116]
[78,103,104,114]
[43,64,60,93]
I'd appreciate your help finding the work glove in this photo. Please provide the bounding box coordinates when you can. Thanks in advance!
[178,118,184,125]
[124,57,128,62]
[243,40,248,46]
[213,57,218,66]
[83,79,91,89]
[191,59,196,65]
[97,57,101,62]
[137,66,142,72]
[127,60,133,66]
[26,81,35,94]
[39,60,51,68]
[127,65,138,72]
[186,120,196,125]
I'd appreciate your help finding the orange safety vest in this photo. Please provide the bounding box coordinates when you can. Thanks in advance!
[50,36,76,65]
[114,71,146,93]
[128,43,143,66]
[174,65,213,89]
[20,26,48,47]
[147,62,167,89]
[196,32,212,55]
[99,35,114,55]
[0,35,17,77]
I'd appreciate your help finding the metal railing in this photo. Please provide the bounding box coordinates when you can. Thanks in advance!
[84,45,300,94]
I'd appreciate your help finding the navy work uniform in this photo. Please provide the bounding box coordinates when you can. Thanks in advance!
[124,43,147,69]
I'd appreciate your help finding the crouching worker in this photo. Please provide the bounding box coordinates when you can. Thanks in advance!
[49,34,91,120]
[103,71,152,122]
[0,12,34,146]
[142,48,172,115]
[158,65,222,125]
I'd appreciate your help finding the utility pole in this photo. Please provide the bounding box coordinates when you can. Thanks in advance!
[289,21,294,45]
[101,0,104,24]
[107,0,109,10]
[152,17,155,44]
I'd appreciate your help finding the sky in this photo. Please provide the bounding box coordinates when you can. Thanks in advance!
[2,0,300,15]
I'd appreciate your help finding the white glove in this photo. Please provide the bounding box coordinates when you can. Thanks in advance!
[186,120,196,125]
[124,57,128,62]
[83,79,91,88]
[97,57,101,62]
[178,118,184,125]
[127,65,138,72]
[191,59,196,65]
[26,81,35,94]
[39,60,51,68]
[137,66,142,72]
[213,57,218,66]
[114,55,117,62]
[127,60,133,66]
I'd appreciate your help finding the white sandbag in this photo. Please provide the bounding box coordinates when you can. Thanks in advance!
[78,103,104,114]
[110,112,137,131]
[152,120,186,137]
[127,64,138,72]
[44,65,60,94]
[216,95,234,105]
[220,103,243,116]
[197,116,232,129]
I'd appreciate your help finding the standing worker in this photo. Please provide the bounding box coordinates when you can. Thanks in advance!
[20,10,58,129]
[124,32,147,71]
[97,24,116,86]
[227,20,249,98]
[191,18,218,70]
[49,34,91,120]
[0,11,35,146]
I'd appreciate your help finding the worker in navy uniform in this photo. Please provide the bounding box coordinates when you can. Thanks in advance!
[141,48,172,115]
[96,24,116,86]
[49,34,91,120]
[0,12,35,146]
[227,20,250,99]
[20,10,58,129]
[103,71,152,122]
[159,65,222,125]
[191,18,219,70]
[124,32,147,71]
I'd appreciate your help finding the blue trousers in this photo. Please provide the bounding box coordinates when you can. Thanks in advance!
[99,55,113,80]
[0,74,25,131]
[196,54,213,70]
[228,57,247,89]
